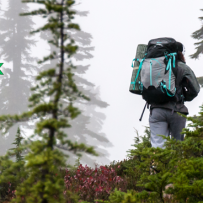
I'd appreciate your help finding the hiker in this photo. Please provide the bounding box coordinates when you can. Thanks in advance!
[149,42,199,149]
[129,39,200,198]
[130,38,200,149]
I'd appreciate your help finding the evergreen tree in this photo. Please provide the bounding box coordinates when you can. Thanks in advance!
[123,105,203,202]
[9,126,24,162]
[39,8,112,168]
[0,0,39,155]
[190,9,203,60]
[0,0,98,202]
[190,8,203,86]
[0,126,26,201]
[166,106,203,202]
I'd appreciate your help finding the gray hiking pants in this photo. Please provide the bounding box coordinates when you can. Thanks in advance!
[149,108,186,149]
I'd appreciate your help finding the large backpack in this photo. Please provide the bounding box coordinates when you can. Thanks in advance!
[130,37,179,104]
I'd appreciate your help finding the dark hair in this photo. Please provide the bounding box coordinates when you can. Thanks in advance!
[177,51,186,63]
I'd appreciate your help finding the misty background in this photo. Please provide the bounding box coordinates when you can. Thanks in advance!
[0,0,202,168]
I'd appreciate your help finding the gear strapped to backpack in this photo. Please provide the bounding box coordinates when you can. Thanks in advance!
[129,37,200,121]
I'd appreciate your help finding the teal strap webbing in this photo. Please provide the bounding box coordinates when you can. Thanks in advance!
[166,58,172,90]
[166,57,172,71]
[165,87,176,97]
[166,53,177,90]
[132,58,145,90]
[131,58,140,68]
[164,52,168,60]
[131,59,135,67]
[139,82,143,92]
[160,85,165,93]
[150,60,152,86]
[173,54,175,67]
[172,53,176,67]
[169,63,171,90]
[167,53,177,68]
[162,84,176,97]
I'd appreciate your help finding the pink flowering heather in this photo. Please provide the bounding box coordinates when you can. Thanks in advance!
[64,164,128,202]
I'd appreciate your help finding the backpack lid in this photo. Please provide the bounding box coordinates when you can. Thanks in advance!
[148,37,176,46]
[146,37,178,58]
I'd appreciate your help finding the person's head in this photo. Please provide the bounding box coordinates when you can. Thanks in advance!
[176,42,186,63]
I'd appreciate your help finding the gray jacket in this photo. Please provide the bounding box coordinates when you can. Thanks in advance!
[150,60,199,115]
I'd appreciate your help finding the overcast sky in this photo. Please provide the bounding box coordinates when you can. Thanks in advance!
[2,0,203,166]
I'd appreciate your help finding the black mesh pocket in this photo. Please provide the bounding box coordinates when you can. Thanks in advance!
[142,86,176,104]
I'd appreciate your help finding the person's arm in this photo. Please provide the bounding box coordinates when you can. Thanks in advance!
[181,64,200,101]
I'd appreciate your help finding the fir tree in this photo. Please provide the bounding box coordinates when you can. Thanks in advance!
[39,11,112,168]
[124,105,203,202]
[9,126,24,162]
[0,126,26,201]
[0,0,98,202]
[165,106,203,202]
[125,126,184,202]
[190,9,203,60]
[190,8,203,86]
[0,0,39,155]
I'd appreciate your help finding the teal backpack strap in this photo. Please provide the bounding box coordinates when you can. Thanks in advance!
[161,82,176,97]
[131,59,135,67]
[131,58,140,67]
[166,57,172,71]
[166,57,172,90]
[150,60,152,86]
[164,52,168,60]
[131,58,145,90]
[167,52,177,68]
[166,53,177,90]
[165,87,176,97]
[138,81,143,92]
[171,52,177,68]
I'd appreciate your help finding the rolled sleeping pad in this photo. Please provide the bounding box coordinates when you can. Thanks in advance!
[129,44,148,94]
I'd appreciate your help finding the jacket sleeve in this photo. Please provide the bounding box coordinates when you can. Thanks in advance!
[180,63,200,101]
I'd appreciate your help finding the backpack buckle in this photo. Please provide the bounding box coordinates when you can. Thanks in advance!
[164,52,168,60]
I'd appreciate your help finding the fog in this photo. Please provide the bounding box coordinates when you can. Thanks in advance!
[0,0,202,167]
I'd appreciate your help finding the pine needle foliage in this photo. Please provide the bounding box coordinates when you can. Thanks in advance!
[0,127,26,201]
[123,106,203,203]
[9,127,24,162]
[168,106,203,203]
[0,0,99,203]
[197,76,203,87]
[54,104,203,203]
[190,9,203,59]
[93,105,203,203]
[190,8,203,87]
